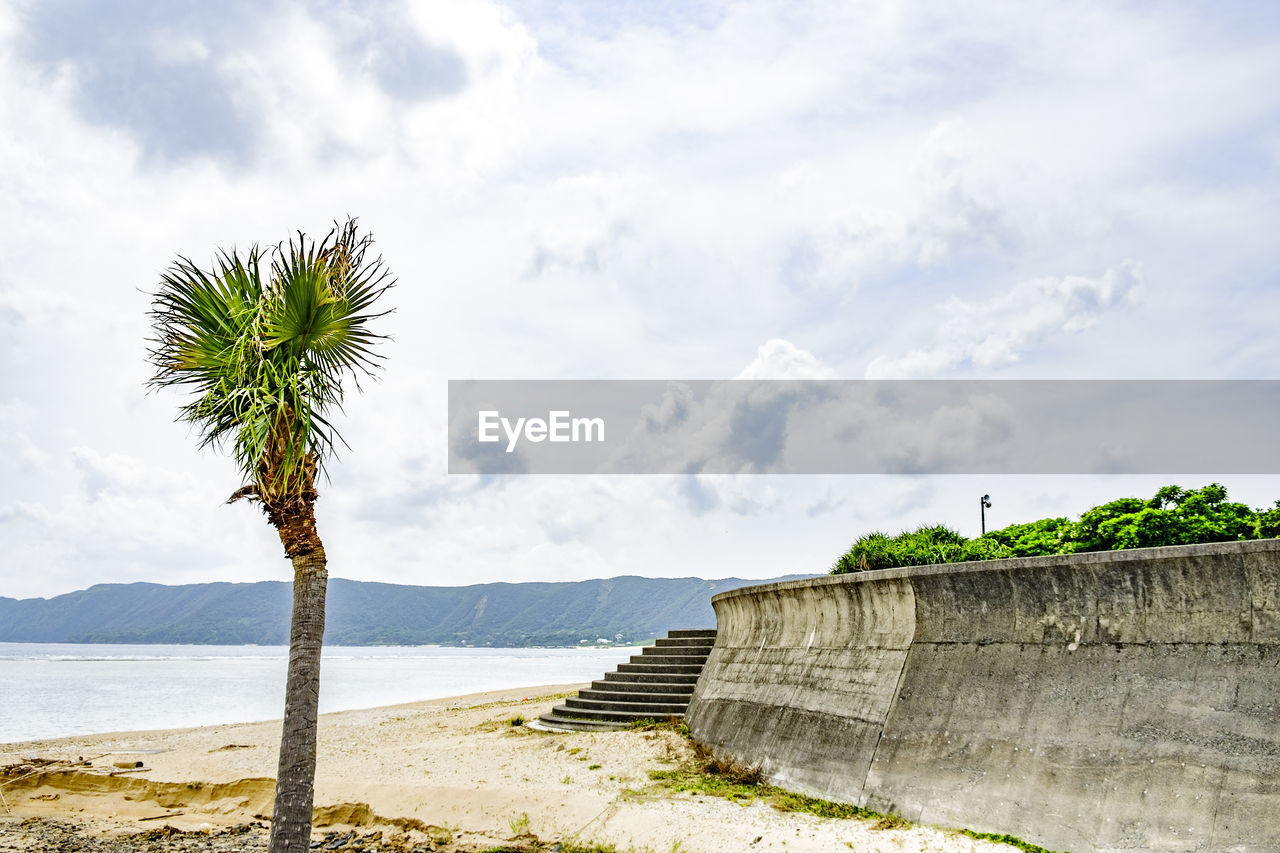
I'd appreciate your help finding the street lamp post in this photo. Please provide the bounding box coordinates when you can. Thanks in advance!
[980,494,992,535]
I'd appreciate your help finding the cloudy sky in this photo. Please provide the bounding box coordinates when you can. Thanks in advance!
[2,0,1278,600]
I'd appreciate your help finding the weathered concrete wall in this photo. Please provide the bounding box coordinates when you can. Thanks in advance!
[685,540,1280,852]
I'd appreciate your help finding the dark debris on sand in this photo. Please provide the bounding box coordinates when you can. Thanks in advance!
[0,819,268,852]
[0,819,455,853]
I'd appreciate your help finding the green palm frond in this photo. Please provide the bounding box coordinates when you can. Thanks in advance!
[147,218,395,506]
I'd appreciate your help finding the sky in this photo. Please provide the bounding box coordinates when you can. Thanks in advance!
[1,0,1279,600]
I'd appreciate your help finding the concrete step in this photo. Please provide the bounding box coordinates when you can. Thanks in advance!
[537,628,715,727]
[590,679,696,695]
[645,645,716,655]
[653,638,716,650]
[617,662,704,676]
[602,670,700,685]
[533,713,628,732]
[631,652,707,665]
[580,687,694,703]
[565,697,689,716]
[547,704,685,723]
[637,648,711,660]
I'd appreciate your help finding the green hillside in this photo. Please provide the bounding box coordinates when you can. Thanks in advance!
[0,574,809,647]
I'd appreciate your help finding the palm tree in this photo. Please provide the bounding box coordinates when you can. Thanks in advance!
[146,218,394,853]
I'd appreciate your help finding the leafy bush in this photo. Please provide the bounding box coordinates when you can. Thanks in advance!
[831,524,1011,574]
[831,484,1279,573]
[1049,483,1258,554]
[982,516,1073,557]
[1257,501,1280,539]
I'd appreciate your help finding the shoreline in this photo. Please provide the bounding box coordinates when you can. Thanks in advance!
[1,684,1022,853]
[0,641,651,649]
[1,683,587,753]
[0,645,644,744]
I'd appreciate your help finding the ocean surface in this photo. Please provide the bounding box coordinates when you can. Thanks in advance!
[0,643,641,744]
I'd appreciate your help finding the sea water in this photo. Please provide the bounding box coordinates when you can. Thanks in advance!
[0,643,641,743]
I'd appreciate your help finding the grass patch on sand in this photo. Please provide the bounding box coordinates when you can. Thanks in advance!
[470,711,548,734]
[482,842,621,853]
[642,763,887,819]
[637,739,884,818]
[634,734,1062,852]
[451,691,575,714]
[626,717,690,737]
[955,829,1063,853]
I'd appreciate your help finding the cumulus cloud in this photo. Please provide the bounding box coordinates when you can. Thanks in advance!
[1,1,1278,597]
[602,343,836,477]
[0,442,284,598]
[13,0,470,166]
[736,339,836,380]
[0,287,76,328]
[865,261,1144,378]
[0,401,50,472]
[16,0,267,164]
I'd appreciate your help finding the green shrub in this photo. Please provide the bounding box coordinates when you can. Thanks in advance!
[1257,501,1280,539]
[831,524,1011,574]
[982,516,1073,557]
[831,484,1279,574]
[1067,483,1258,552]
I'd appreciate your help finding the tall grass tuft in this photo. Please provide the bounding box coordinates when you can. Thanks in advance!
[832,524,1011,573]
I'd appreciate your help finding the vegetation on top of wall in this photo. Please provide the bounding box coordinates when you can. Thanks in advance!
[832,483,1280,574]
[831,524,1013,573]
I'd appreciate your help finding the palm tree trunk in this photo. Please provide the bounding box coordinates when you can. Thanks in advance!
[268,510,327,853]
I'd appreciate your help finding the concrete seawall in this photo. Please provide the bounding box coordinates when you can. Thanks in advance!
[684,540,1280,852]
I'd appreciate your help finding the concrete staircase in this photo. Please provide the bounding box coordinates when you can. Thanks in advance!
[535,629,717,732]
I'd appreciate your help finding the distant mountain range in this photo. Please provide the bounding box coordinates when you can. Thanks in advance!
[0,574,812,647]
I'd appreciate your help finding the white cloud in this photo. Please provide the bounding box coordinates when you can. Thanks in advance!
[0,401,50,471]
[0,1,1277,597]
[736,339,836,380]
[865,261,1144,378]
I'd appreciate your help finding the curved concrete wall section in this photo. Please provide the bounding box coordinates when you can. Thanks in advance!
[684,540,1280,853]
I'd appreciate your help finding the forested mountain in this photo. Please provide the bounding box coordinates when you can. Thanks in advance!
[0,574,809,646]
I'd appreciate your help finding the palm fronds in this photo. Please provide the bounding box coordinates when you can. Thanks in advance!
[147,218,395,506]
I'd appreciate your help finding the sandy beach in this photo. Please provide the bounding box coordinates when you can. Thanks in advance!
[0,685,1023,853]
